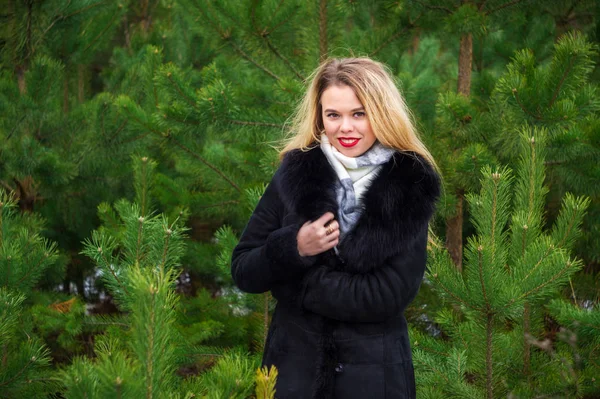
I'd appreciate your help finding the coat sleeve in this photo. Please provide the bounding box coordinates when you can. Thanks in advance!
[231,174,317,294]
[295,226,428,323]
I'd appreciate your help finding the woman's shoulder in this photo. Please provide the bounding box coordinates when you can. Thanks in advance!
[280,145,320,164]
[384,150,441,197]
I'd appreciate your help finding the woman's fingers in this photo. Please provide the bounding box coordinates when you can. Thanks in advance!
[297,213,340,257]
[324,220,339,237]
[317,212,336,226]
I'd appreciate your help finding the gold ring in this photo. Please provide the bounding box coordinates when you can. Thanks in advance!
[326,225,334,235]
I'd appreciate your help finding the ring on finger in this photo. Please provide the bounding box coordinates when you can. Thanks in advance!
[325,225,334,235]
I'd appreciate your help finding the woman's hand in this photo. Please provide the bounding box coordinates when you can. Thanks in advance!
[297,212,340,257]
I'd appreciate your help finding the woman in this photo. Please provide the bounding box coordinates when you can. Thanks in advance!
[231,58,440,398]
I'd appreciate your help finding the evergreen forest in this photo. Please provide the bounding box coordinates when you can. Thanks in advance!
[1,0,599,398]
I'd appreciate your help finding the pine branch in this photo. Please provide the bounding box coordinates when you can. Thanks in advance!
[416,344,449,358]
[520,245,555,284]
[485,312,493,399]
[4,257,10,287]
[100,249,129,296]
[0,356,35,387]
[15,252,50,286]
[135,217,144,265]
[197,200,240,209]
[264,1,298,36]
[194,0,281,81]
[508,260,576,306]
[412,356,452,384]
[29,0,108,60]
[162,114,199,126]
[229,120,283,128]
[411,0,453,14]
[145,291,156,399]
[139,160,149,217]
[521,206,579,284]
[82,8,120,54]
[5,115,26,141]
[249,0,302,80]
[120,107,242,193]
[228,39,281,81]
[553,207,579,249]
[83,321,129,328]
[118,131,152,145]
[548,55,576,108]
[261,34,305,80]
[166,135,242,193]
[166,74,198,109]
[477,246,492,312]
[486,0,527,15]
[370,15,422,57]
[429,273,486,312]
[512,89,543,120]
[160,231,170,271]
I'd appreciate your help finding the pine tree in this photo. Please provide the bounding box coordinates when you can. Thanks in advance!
[62,156,264,398]
[491,31,600,266]
[1,0,599,396]
[415,130,590,398]
[0,189,61,397]
[62,156,187,398]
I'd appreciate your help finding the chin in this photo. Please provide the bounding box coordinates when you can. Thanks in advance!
[338,147,367,157]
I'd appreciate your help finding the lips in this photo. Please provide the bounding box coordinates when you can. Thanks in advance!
[338,138,360,148]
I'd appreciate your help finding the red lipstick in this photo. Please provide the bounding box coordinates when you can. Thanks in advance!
[338,138,360,148]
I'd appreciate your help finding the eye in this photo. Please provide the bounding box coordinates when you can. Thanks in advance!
[326,112,339,119]
[353,111,366,118]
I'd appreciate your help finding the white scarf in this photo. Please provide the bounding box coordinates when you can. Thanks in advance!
[320,134,395,235]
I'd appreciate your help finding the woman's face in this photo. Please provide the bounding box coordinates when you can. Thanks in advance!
[320,84,376,158]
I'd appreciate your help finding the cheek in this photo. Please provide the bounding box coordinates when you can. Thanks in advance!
[322,119,336,134]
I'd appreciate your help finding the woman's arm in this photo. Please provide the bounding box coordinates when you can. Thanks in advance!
[231,177,316,294]
[275,226,428,323]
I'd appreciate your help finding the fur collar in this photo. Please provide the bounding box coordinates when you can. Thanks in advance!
[276,146,441,273]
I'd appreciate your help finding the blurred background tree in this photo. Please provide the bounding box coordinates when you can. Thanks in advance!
[0,0,598,397]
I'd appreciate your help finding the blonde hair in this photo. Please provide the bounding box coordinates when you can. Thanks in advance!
[279,57,437,170]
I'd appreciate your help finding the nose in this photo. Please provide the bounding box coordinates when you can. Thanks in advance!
[340,117,353,133]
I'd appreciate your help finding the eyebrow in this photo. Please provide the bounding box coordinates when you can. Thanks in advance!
[323,107,365,113]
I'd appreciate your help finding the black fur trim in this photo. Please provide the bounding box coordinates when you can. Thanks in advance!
[278,147,440,273]
[311,319,338,399]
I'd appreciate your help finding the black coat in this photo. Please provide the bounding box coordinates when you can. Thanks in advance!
[231,145,440,399]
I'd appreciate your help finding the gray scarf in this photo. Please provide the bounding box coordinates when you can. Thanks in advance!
[320,135,395,236]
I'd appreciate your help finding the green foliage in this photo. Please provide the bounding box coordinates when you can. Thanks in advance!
[423,130,590,397]
[255,365,278,399]
[196,349,260,399]
[0,191,61,397]
[1,0,599,397]
[64,156,187,398]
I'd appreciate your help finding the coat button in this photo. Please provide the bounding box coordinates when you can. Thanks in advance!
[334,363,344,373]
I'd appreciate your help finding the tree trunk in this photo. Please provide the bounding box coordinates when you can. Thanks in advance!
[63,66,70,114]
[486,312,494,399]
[446,32,473,270]
[523,302,531,378]
[78,64,85,103]
[319,0,328,62]
[446,194,464,271]
[457,33,472,96]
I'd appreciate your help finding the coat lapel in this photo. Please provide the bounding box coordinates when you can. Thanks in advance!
[277,146,440,273]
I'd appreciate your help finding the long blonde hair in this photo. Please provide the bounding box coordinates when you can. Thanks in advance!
[279,57,437,170]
